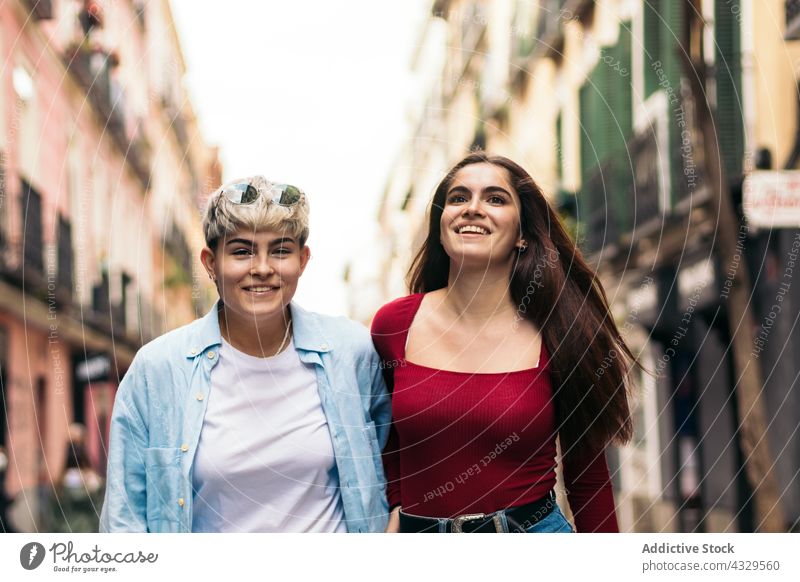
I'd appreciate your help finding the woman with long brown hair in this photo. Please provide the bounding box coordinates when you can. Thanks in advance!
[371,152,634,533]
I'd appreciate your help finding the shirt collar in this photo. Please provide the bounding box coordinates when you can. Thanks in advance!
[186,300,332,358]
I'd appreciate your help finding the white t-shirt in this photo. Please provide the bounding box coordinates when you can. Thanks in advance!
[191,338,347,532]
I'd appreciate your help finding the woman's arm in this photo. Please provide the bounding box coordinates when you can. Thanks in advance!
[99,358,149,532]
[562,445,619,532]
[385,504,401,533]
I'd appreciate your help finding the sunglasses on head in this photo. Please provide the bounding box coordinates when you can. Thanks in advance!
[219,177,304,207]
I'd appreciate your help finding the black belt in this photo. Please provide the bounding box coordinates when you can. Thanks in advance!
[399,490,558,533]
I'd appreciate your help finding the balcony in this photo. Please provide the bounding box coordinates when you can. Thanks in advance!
[26,0,53,20]
[786,0,800,40]
[670,93,707,210]
[91,270,110,325]
[64,45,151,187]
[163,223,193,289]
[87,270,132,340]
[626,126,663,235]
[126,132,152,187]
[581,137,659,256]
[161,97,189,148]
[581,160,621,256]
[21,179,44,277]
[55,215,74,305]
[533,0,594,59]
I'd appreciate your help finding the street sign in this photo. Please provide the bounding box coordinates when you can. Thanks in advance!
[76,354,110,383]
[743,170,800,228]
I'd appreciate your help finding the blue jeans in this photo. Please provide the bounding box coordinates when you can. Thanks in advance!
[525,505,574,533]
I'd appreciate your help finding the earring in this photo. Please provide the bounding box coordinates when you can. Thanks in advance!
[518,241,528,253]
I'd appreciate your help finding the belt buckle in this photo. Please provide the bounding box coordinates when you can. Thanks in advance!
[450,512,504,533]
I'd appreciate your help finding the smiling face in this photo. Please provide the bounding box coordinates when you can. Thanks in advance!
[201,228,310,327]
[439,162,525,267]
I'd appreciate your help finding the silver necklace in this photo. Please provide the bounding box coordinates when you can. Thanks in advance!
[272,316,292,356]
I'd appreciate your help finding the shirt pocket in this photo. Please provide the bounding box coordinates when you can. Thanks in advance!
[144,447,183,528]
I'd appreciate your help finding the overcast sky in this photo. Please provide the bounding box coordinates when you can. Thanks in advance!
[170,0,430,315]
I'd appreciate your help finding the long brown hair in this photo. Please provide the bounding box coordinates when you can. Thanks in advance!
[408,152,634,454]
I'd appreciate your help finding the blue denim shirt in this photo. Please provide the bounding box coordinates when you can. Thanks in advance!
[100,302,391,533]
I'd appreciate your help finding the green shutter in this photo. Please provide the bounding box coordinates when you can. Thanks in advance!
[578,81,594,246]
[555,111,563,183]
[643,0,662,97]
[661,1,684,207]
[715,0,744,180]
[612,22,633,233]
[661,0,683,89]
[579,81,594,180]
[578,21,635,240]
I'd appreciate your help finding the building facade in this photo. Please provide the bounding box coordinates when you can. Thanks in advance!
[366,0,800,532]
[0,0,219,531]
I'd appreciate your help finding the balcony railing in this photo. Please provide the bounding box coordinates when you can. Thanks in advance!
[21,179,44,276]
[88,270,131,339]
[626,126,663,234]
[581,159,621,255]
[533,0,593,59]
[91,271,110,323]
[670,91,706,208]
[55,215,74,304]
[581,83,713,256]
[786,0,800,40]
[581,130,665,254]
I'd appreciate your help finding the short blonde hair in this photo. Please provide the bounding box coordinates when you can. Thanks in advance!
[202,175,310,249]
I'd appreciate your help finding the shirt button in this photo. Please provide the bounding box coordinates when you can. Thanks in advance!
[196,393,204,401]
[189,348,198,356]
[207,351,216,359]
[180,444,189,452]
[178,498,185,507]
[320,343,329,350]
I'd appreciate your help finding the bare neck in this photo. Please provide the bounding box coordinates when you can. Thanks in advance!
[442,265,517,323]
[218,306,292,357]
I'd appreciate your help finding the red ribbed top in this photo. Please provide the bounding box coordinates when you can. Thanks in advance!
[371,294,619,532]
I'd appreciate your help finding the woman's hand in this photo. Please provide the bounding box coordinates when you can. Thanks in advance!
[385,506,401,533]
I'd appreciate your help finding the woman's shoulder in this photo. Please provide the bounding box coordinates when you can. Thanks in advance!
[370,294,424,361]
[370,293,424,335]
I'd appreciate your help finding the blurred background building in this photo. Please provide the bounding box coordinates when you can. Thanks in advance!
[356,0,800,532]
[0,0,220,531]
[2,0,798,535]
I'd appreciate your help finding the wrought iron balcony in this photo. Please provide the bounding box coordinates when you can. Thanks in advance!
[626,126,663,234]
[21,179,44,276]
[534,0,593,59]
[55,215,74,305]
[581,159,621,255]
